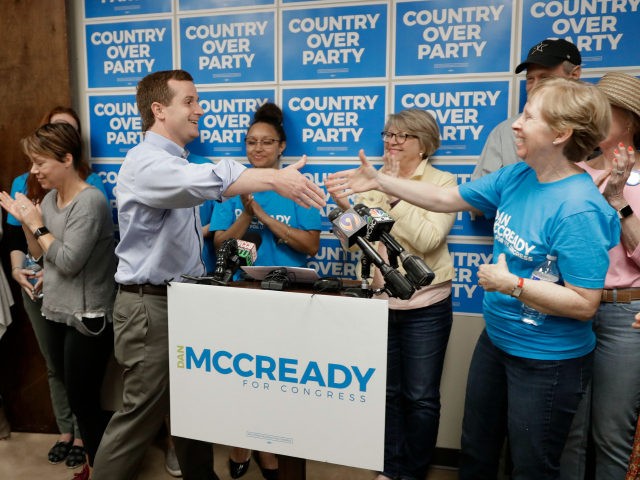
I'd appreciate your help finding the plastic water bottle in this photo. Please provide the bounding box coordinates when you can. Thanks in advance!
[23,254,44,299]
[521,255,560,326]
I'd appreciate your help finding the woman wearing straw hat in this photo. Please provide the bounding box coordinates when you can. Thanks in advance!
[567,72,640,479]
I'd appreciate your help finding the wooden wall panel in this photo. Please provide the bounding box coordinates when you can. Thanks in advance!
[0,0,72,433]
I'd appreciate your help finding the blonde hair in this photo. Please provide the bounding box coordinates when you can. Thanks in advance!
[385,109,440,159]
[529,78,611,162]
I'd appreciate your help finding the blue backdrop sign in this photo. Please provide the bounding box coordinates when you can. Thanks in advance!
[394,0,513,76]
[179,0,273,10]
[179,12,275,84]
[190,89,274,158]
[439,164,494,238]
[90,163,120,225]
[89,94,141,158]
[85,19,173,88]
[449,242,493,315]
[521,0,640,69]
[84,0,172,18]
[307,236,360,280]
[281,4,388,81]
[282,85,386,158]
[394,80,509,156]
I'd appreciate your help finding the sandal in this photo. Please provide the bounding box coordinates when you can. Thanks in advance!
[65,445,86,469]
[48,440,72,464]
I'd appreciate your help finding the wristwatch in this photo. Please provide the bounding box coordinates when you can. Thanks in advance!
[510,277,525,298]
[618,204,634,219]
[33,226,50,239]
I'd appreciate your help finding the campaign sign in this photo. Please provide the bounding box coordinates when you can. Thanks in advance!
[281,162,360,232]
[191,90,275,157]
[520,0,640,69]
[394,0,513,76]
[179,12,275,85]
[84,0,172,18]
[168,283,386,469]
[394,80,510,157]
[90,163,121,225]
[282,85,386,158]
[438,164,494,238]
[179,0,273,10]
[89,94,142,159]
[448,241,493,315]
[85,19,173,89]
[281,4,388,81]
[307,236,361,280]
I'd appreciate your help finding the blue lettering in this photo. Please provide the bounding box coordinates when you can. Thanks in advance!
[352,367,376,392]
[279,357,298,383]
[212,350,232,374]
[327,363,351,389]
[186,347,211,371]
[255,355,276,380]
[233,353,254,377]
[299,361,326,387]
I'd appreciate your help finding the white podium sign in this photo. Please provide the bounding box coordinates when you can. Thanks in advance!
[168,283,388,470]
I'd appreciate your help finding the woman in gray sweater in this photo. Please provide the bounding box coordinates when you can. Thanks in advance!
[0,122,115,480]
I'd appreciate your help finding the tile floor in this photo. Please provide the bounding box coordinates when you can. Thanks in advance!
[0,432,459,479]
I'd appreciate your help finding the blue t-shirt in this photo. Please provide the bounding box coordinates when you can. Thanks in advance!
[7,172,108,226]
[187,153,217,274]
[459,162,620,360]
[211,190,322,267]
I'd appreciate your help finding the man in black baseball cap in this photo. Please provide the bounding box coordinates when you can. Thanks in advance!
[471,38,582,179]
[515,38,582,73]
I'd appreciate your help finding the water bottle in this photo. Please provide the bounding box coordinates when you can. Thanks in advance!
[521,254,560,327]
[23,254,44,299]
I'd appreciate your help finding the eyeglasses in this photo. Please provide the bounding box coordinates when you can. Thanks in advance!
[245,138,281,148]
[381,131,419,144]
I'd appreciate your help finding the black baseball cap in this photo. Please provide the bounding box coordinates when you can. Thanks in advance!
[515,39,581,74]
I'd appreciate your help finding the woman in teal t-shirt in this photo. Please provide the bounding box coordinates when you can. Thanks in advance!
[212,103,321,480]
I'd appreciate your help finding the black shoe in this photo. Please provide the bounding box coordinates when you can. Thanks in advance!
[253,451,279,480]
[48,440,72,464]
[228,456,251,479]
[65,445,86,469]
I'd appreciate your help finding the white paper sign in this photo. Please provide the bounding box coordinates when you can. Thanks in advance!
[168,282,388,470]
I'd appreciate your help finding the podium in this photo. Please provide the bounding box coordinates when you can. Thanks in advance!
[167,281,388,478]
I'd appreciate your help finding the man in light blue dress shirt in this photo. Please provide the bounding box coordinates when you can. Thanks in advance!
[92,69,324,480]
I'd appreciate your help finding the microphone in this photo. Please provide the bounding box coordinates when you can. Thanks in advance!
[329,207,415,300]
[212,232,262,285]
[237,231,261,266]
[327,206,368,250]
[353,204,435,288]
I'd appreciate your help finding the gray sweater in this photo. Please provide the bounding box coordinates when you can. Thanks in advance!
[41,186,116,335]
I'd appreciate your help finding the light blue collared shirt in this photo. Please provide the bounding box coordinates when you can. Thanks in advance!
[114,131,245,285]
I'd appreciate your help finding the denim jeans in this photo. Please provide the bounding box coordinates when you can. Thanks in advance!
[381,296,453,480]
[460,330,592,480]
[560,300,640,480]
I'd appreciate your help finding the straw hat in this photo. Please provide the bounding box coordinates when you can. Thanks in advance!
[596,72,640,119]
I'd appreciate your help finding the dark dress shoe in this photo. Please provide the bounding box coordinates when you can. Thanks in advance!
[253,451,279,480]
[228,456,251,479]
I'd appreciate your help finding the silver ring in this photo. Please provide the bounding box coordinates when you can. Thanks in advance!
[615,170,625,175]
[20,205,27,210]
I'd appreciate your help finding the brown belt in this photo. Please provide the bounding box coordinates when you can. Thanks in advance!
[118,283,167,296]
[601,288,640,303]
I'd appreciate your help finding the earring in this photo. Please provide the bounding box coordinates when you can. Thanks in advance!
[552,140,559,145]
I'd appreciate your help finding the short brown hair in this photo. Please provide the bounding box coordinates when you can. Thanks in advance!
[529,78,611,163]
[136,70,194,132]
[385,109,440,159]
